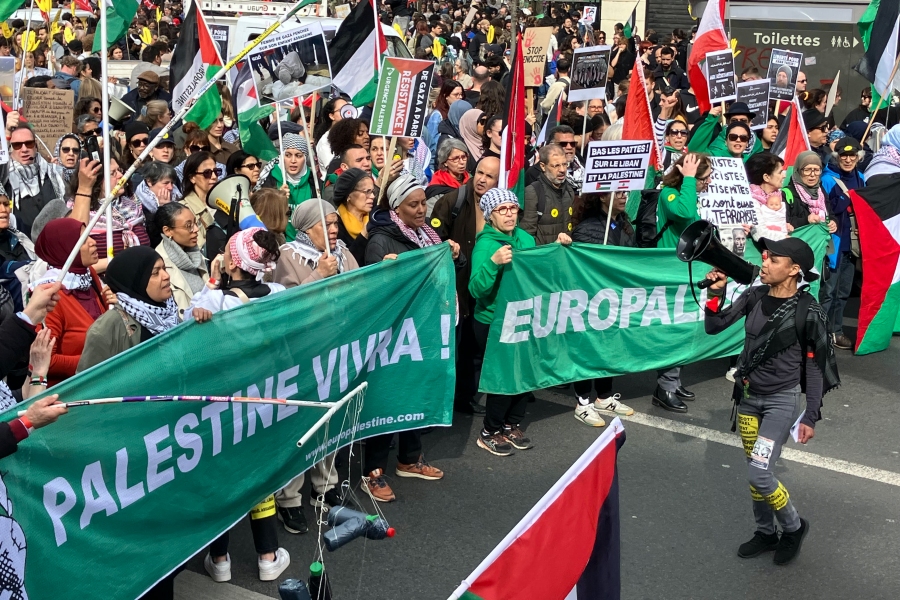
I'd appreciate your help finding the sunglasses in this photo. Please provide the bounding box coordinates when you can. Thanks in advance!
[814,125,829,133]
[727,134,750,143]
[241,161,262,170]
[189,145,211,153]
[558,141,577,147]
[668,129,688,137]
[130,138,149,147]
[195,169,217,179]
[11,140,35,150]
[60,146,80,154]
[83,129,100,137]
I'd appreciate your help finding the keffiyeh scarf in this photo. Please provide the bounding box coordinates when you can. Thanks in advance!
[116,292,179,335]
[284,231,349,274]
[388,210,442,248]
[134,179,182,213]
[8,155,65,210]
[86,195,146,248]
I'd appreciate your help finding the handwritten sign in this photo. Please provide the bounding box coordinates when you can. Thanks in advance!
[582,140,652,193]
[568,46,611,102]
[705,49,736,103]
[698,157,757,257]
[522,27,553,88]
[21,88,74,160]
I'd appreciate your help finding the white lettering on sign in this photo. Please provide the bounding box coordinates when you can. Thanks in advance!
[753,32,820,47]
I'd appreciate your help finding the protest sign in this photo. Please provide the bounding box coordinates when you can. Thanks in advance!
[0,56,14,106]
[0,110,7,164]
[698,157,757,257]
[247,22,332,106]
[21,87,74,160]
[335,3,351,18]
[705,49,736,103]
[522,27,553,87]
[582,140,652,193]
[767,49,803,101]
[736,80,770,130]
[825,70,840,116]
[2,243,455,599]
[370,57,435,137]
[568,46,611,102]
[208,23,229,59]
[581,6,597,23]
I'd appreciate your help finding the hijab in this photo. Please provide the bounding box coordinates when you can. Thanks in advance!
[34,218,103,320]
[791,151,827,218]
[105,246,178,340]
[285,200,350,274]
[448,100,472,133]
[53,133,82,183]
[458,109,484,161]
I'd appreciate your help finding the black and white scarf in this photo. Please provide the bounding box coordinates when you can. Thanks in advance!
[284,231,349,273]
[116,293,179,335]
[8,155,65,209]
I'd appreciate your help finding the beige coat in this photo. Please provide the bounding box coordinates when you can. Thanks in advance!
[156,240,209,319]
[180,191,214,251]
[274,243,360,288]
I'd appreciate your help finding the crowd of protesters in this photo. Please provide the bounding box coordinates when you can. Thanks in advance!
[0,0,891,593]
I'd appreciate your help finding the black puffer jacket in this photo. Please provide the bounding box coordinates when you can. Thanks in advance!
[572,211,636,248]
[364,209,468,271]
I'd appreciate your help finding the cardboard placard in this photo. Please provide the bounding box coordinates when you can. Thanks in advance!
[209,23,229,59]
[705,49,736,103]
[582,140,652,193]
[370,57,435,138]
[522,27,553,87]
[698,157,758,257]
[247,22,332,107]
[335,4,351,18]
[21,87,74,160]
[736,80,770,130]
[767,48,803,101]
[568,45,611,102]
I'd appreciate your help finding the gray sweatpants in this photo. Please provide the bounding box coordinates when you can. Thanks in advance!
[737,385,803,535]
[275,454,338,508]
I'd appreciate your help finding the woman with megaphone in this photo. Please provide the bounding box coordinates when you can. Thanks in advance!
[702,236,839,567]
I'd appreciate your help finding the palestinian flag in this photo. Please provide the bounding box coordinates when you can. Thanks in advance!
[230,60,278,162]
[449,421,624,600]
[330,0,387,107]
[769,96,810,169]
[848,174,900,355]
[91,0,139,53]
[535,92,562,146]
[622,55,661,219]
[170,2,223,130]
[622,2,637,39]
[687,0,729,114]
[500,33,526,200]
[854,0,900,110]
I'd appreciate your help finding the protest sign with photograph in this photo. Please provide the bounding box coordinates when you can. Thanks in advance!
[568,46,611,102]
[247,22,331,106]
[370,57,435,138]
[582,140,652,193]
[705,49,736,103]
[766,49,803,101]
[581,6,597,23]
[21,88,74,160]
[736,80,770,130]
[522,27,553,87]
[698,157,758,257]
[209,24,229,60]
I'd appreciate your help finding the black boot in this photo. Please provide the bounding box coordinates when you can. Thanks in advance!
[737,531,780,558]
[675,386,695,400]
[774,518,809,565]
[652,386,688,413]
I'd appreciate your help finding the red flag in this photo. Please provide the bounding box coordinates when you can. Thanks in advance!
[74,0,93,12]
[622,55,661,170]
[769,96,810,168]
[500,33,526,197]
[687,0,729,114]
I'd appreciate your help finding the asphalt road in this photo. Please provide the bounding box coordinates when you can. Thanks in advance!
[177,312,900,600]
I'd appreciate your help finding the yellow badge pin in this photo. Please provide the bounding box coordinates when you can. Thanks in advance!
[667,193,676,202]
[551,208,559,218]
[431,218,441,228]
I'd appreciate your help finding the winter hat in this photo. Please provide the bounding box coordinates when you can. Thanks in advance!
[332,168,369,206]
[479,188,519,220]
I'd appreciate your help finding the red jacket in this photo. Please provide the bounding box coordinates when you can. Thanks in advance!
[44,268,106,386]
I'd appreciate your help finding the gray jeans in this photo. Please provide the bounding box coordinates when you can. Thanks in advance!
[656,366,681,392]
[737,386,803,535]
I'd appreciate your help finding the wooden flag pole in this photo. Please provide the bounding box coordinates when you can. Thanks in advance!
[375,137,398,211]
[13,0,35,109]
[298,94,330,258]
[861,53,900,145]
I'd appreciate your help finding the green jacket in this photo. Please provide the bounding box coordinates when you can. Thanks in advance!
[76,308,142,373]
[468,224,536,325]
[689,113,763,160]
[656,178,700,249]
[272,166,314,241]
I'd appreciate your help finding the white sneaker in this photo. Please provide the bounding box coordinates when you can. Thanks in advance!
[574,404,606,427]
[594,393,634,416]
[204,552,231,583]
[725,367,737,382]
[258,547,290,581]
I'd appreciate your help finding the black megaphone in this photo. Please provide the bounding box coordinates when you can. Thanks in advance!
[676,220,759,289]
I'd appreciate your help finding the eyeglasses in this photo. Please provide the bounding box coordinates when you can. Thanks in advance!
[494,205,519,216]
[241,161,262,170]
[727,134,750,143]
[696,174,712,184]
[668,129,688,137]
[10,140,35,150]
[354,187,376,197]
[174,220,200,232]
[446,155,467,163]
[189,145,211,153]
[195,169,217,179]
[60,146,80,154]
[558,141,577,147]
[130,137,149,147]
[799,167,821,175]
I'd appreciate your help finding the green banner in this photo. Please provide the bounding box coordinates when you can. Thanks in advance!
[2,245,455,599]
[478,225,831,395]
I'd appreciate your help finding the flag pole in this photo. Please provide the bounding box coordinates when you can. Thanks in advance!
[13,0,35,109]
[861,53,900,145]
[54,0,318,283]
[100,0,113,267]
[297,93,330,257]
[275,102,286,189]
[603,195,615,245]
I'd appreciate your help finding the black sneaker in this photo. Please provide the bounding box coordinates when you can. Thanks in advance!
[774,518,809,565]
[276,505,308,534]
[477,430,514,456]
[737,531,780,558]
[310,488,347,513]
[502,425,533,450]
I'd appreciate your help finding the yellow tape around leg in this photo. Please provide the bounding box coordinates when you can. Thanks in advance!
[738,414,759,458]
[250,495,276,520]
[749,485,765,502]
[764,483,790,511]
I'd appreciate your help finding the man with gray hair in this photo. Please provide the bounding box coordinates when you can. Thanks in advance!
[521,143,574,245]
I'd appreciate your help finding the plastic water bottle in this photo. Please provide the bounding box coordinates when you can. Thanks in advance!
[308,562,332,600]
[278,579,313,600]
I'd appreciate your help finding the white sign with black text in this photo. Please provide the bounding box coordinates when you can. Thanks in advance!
[582,140,652,193]
[698,157,757,257]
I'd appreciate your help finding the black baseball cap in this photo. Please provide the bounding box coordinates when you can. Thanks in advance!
[835,137,862,155]
[149,128,175,147]
[760,237,819,282]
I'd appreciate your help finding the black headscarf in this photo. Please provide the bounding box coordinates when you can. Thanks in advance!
[105,246,164,307]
